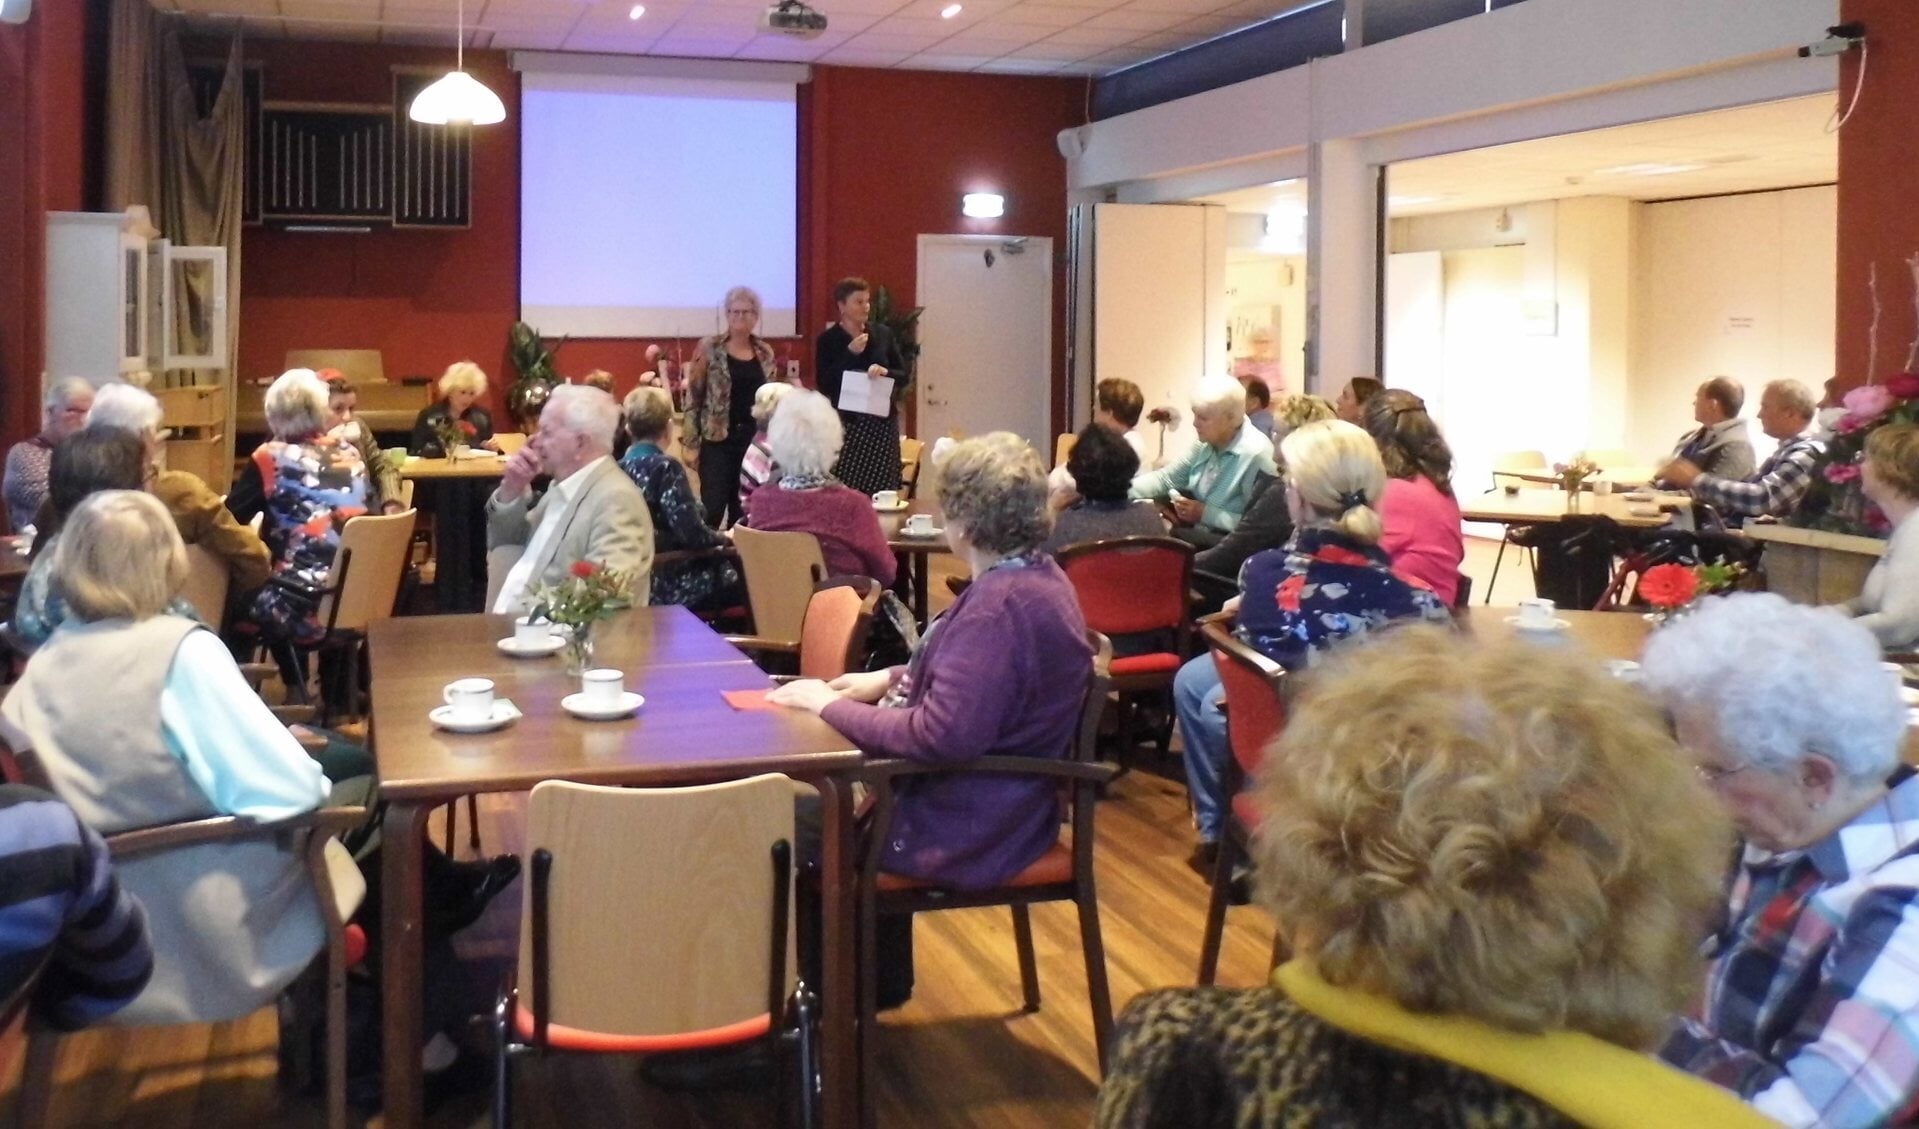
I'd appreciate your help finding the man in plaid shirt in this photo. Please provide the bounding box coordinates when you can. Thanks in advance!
[1644,594,1919,1128]
[1658,379,1825,524]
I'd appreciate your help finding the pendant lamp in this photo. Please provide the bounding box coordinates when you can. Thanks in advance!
[409,0,505,126]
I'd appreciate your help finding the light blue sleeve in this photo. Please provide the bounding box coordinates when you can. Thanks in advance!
[159,628,329,820]
[1130,441,1200,502]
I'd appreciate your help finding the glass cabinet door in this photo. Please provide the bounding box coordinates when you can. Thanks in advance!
[159,244,228,371]
[119,234,150,373]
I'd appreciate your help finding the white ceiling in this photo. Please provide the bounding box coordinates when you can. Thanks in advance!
[1196,94,1839,219]
[158,0,1299,76]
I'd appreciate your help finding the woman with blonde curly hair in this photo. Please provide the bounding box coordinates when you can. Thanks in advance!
[1101,627,1771,1129]
[408,360,498,456]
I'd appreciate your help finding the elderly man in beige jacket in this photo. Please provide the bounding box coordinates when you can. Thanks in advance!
[487,384,654,614]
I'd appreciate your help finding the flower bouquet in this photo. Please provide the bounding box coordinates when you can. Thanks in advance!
[1639,560,1746,627]
[1146,405,1183,465]
[432,416,478,459]
[1553,454,1602,510]
[527,560,634,674]
[1792,373,1919,537]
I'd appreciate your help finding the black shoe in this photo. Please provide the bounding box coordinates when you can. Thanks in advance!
[435,854,522,935]
[1186,841,1220,881]
[639,1043,774,1092]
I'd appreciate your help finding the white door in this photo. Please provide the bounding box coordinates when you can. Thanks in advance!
[915,235,1053,452]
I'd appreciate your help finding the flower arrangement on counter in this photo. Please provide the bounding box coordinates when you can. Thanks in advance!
[1792,372,1919,538]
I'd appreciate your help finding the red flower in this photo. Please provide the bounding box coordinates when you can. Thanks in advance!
[1886,372,1919,400]
[1275,575,1305,613]
[458,420,478,437]
[1315,545,1372,567]
[569,560,599,579]
[1637,563,1698,609]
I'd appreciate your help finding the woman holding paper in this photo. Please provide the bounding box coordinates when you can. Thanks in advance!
[815,276,906,496]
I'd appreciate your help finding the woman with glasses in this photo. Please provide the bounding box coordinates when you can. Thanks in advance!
[684,286,783,527]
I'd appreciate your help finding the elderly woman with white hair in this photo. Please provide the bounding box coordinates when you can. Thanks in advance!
[408,360,498,457]
[741,389,897,586]
[619,386,741,613]
[738,381,796,512]
[685,285,784,526]
[1129,374,1276,548]
[3,376,93,531]
[84,382,272,597]
[226,369,371,646]
[1646,593,1919,1128]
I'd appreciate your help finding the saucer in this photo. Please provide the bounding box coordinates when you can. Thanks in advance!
[561,691,645,720]
[497,635,566,657]
[1505,616,1570,633]
[872,501,909,513]
[898,525,944,539]
[1623,492,1655,502]
[1605,659,1642,681]
[430,699,522,733]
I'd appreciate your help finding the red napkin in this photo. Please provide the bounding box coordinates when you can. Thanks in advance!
[723,689,778,711]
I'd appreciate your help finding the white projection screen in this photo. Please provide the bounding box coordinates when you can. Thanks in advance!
[518,67,798,338]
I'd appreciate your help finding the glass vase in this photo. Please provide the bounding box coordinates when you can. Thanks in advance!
[562,622,595,676]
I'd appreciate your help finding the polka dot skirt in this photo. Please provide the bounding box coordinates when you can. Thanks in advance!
[835,412,902,496]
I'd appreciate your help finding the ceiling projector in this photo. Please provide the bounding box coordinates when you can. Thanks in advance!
[762,0,827,38]
[0,0,31,25]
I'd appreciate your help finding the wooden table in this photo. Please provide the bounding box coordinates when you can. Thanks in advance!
[401,456,507,612]
[1745,523,1885,605]
[877,498,952,622]
[370,607,867,1129]
[1461,488,1684,529]
[1461,606,1650,660]
[1501,467,1662,490]
[398,454,509,479]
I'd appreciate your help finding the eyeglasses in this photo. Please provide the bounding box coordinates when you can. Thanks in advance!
[1694,762,1752,785]
[726,308,757,317]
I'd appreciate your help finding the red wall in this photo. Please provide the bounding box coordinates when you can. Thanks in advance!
[1836,0,1919,389]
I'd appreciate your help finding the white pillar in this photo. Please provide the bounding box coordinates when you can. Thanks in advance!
[1305,137,1380,395]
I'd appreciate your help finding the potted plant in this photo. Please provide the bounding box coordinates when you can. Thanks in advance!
[506,320,565,431]
[871,285,923,391]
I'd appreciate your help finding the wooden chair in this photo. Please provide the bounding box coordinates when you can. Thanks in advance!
[493,432,528,456]
[285,348,384,385]
[1053,432,1077,468]
[794,576,883,682]
[1486,450,1549,604]
[307,509,417,724]
[494,775,816,1128]
[1195,622,1289,986]
[1056,536,1196,756]
[899,437,926,501]
[857,634,1119,1076]
[178,542,232,631]
[729,526,827,662]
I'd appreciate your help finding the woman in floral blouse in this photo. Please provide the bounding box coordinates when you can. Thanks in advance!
[1173,419,1450,874]
[618,386,742,613]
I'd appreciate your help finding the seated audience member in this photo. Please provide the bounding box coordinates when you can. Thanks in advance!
[1647,594,1919,1128]
[1173,420,1449,874]
[1129,376,1276,548]
[325,374,404,514]
[1244,380,1275,439]
[578,369,614,394]
[1363,389,1465,605]
[768,433,1093,1001]
[0,783,153,1030]
[1333,376,1382,425]
[1043,424,1165,555]
[226,370,371,647]
[3,377,92,532]
[1658,376,1756,484]
[409,361,498,457]
[1272,393,1336,445]
[1189,471,1295,615]
[1048,377,1150,501]
[741,390,898,586]
[1100,628,1768,1129]
[87,383,271,597]
[618,386,743,614]
[489,384,655,615]
[1828,423,1919,649]
[1658,379,1825,523]
[737,381,796,512]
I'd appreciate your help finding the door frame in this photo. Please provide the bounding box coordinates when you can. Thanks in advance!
[914,233,1055,446]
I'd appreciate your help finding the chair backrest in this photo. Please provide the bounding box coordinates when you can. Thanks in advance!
[520,776,795,1038]
[1202,622,1287,778]
[1583,448,1636,471]
[484,544,523,611]
[320,509,417,633]
[284,349,384,385]
[1490,449,1547,490]
[732,526,826,646]
[1057,536,1195,637]
[1053,432,1077,468]
[899,437,925,499]
[798,577,882,682]
[493,432,528,456]
[178,543,231,631]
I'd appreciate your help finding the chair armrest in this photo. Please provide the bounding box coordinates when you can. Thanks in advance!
[725,635,800,657]
[106,806,368,859]
[1195,609,1235,628]
[859,756,1121,788]
[238,662,279,690]
[278,706,321,729]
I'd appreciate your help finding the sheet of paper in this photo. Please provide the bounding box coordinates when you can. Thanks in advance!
[722,688,777,711]
[836,371,895,417]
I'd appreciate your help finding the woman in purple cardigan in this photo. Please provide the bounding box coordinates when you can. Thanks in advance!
[770,432,1093,1000]
[741,388,897,586]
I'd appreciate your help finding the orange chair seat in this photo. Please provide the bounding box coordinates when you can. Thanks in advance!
[514,1002,771,1053]
[1231,791,1262,831]
[875,840,1073,892]
[1108,653,1182,677]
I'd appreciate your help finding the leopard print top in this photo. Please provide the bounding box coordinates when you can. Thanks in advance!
[1097,988,1584,1129]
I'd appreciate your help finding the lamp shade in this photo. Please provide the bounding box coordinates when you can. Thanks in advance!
[408,70,505,126]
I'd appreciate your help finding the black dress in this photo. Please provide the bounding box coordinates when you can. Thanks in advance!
[815,323,905,496]
[698,354,764,526]
[408,402,495,457]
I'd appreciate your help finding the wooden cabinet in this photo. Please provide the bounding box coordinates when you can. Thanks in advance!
[156,384,231,492]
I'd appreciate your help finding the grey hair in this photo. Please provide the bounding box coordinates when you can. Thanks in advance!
[85,382,164,438]
[1643,593,1904,783]
[751,381,795,425]
[1763,379,1816,421]
[542,384,620,453]
[937,433,1051,556]
[766,390,843,478]
[1190,375,1246,421]
[44,377,94,411]
[264,368,332,439]
[724,285,762,316]
[620,385,675,443]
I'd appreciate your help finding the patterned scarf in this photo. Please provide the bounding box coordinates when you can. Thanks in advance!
[777,471,837,491]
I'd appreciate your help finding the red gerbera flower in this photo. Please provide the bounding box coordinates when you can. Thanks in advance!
[570,560,599,579]
[1637,563,1698,609]
[1275,575,1305,612]
[458,420,478,436]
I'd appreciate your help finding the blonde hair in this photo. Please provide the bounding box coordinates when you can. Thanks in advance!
[1255,626,1730,1048]
[437,361,488,399]
[53,490,187,622]
[724,286,762,317]
[1867,422,1919,501]
[621,385,675,443]
[1279,419,1385,544]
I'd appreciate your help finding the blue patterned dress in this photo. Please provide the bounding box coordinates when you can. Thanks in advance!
[617,443,743,612]
[246,435,369,646]
[1234,526,1451,668]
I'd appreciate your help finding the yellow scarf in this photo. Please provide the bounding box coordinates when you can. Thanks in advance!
[1273,961,1779,1129]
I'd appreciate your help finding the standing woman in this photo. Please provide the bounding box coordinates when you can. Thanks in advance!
[685,286,782,527]
[815,277,905,497]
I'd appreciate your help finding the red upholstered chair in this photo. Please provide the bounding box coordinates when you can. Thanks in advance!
[1056,536,1196,756]
[856,633,1118,1076]
[1195,621,1290,986]
[797,577,883,682]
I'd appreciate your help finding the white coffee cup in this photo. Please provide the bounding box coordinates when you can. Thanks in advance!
[1593,479,1613,496]
[1516,597,1557,628]
[581,668,625,708]
[904,513,935,536]
[1606,659,1642,682]
[514,616,553,645]
[443,677,495,722]
[873,490,900,508]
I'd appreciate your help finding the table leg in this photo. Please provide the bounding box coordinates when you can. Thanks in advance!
[815,772,860,1129]
[911,551,929,626]
[381,801,429,1129]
